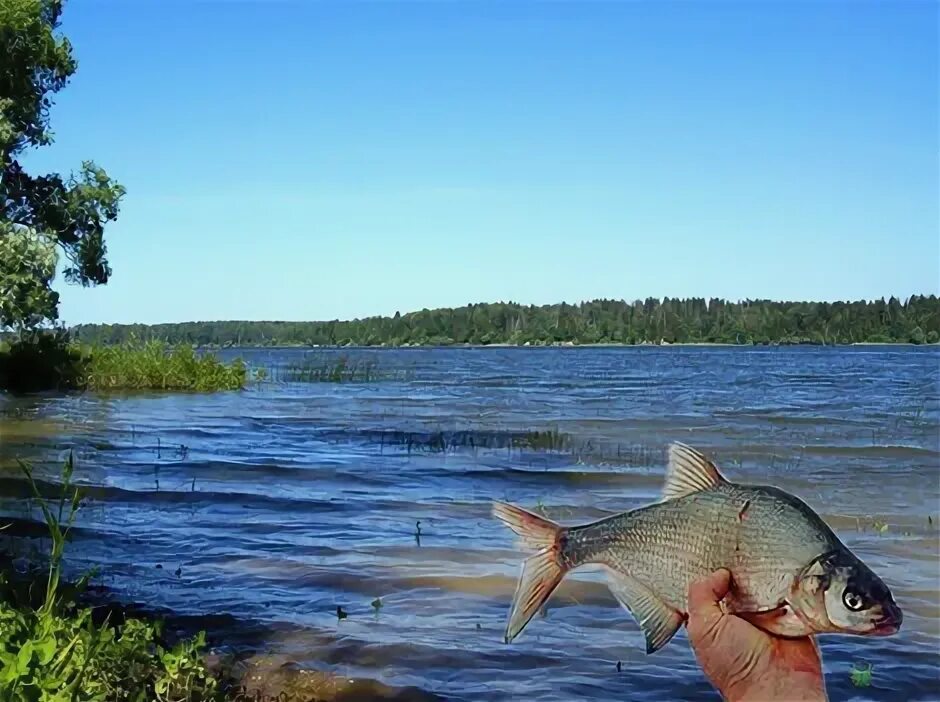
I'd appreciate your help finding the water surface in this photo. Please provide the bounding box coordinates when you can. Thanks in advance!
[1,347,938,701]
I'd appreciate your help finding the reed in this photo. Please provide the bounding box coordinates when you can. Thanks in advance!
[280,353,410,383]
[84,340,247,392]
[366,427,576,454]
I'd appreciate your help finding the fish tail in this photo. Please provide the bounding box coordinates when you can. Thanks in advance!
[492,501,569,644]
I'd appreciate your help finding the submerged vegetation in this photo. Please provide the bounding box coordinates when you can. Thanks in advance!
[71,295,940,347]
[0,333,248,393]
[0,455,226,701]
[350,426,663,466]
[281,353,390,383]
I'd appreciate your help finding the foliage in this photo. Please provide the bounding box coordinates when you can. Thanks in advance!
[1,0,125,330]
[70,295,940,347]
[0,332,248,393]
[0,328,88,392]
[0,455,225,701]
[0,225,58,330]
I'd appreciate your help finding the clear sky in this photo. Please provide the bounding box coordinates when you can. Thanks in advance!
[24,0,939,325]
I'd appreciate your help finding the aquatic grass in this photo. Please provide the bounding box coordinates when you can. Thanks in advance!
[366,427,670,470]
[276,352,413,383]
[285,355,381,383]
[0,454,228,701]
[84,340,247,392]
[514,428,572,452]
[368,427,577,455]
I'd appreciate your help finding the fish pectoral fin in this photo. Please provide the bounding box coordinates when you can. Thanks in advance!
[739,603,812,638]
[604,569,684,654]
[662,443,728,501]
[739,605,788,624]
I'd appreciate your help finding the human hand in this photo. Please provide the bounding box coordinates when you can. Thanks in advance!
[686,569,827,702]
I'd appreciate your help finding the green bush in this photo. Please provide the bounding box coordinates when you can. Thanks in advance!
[0,456,226,701]
[0,330,89,393]
[0,333,248,393]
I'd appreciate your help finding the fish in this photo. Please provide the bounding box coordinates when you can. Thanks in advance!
[492,442,902,653]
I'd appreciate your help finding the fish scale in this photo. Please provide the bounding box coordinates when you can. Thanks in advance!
[492,441,902,656]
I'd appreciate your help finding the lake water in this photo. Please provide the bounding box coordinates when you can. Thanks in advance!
[1,347,938,701]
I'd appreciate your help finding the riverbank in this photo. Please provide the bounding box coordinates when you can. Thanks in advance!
[0,458,440,702]
[1,562,437,702]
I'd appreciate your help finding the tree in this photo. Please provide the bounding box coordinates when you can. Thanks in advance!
[1,0,125,330]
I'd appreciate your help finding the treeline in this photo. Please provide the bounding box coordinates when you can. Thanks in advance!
[71,296,940,348]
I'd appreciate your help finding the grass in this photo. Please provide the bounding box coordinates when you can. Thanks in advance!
[0,332,251,393]
[0,454,227,701]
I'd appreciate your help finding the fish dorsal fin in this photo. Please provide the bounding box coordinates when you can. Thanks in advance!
[662,442,727,501]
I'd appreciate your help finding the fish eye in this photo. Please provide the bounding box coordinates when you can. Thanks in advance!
[842,589,865,611]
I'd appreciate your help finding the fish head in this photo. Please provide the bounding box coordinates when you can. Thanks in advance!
[792,549,902,636]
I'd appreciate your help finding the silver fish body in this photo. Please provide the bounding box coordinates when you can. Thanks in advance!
[493,442,902,653]
[566,481,836,615]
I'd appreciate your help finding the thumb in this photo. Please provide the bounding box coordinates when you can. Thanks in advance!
[687,568,732,630]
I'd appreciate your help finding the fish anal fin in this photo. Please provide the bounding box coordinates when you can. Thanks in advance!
[662,442,728,501]
[603,568,684,654]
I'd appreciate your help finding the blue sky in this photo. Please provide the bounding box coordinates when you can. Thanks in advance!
[25,0,939,325]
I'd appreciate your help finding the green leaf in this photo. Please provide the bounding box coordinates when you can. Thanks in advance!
[34,635,56,665]
[16,639,34,673]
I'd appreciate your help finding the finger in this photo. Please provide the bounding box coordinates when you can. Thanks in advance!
[688,568,732,618]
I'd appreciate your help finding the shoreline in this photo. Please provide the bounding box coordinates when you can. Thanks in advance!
[198,341,938,350]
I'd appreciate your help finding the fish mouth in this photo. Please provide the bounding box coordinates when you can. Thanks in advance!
[870,602,903,636]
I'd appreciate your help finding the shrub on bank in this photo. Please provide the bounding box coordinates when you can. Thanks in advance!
[0,333,247,393]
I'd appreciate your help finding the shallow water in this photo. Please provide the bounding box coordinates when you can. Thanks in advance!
[1,346,938,701]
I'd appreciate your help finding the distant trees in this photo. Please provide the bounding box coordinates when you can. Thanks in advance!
[71,295,940,347]
[1,0,125,330]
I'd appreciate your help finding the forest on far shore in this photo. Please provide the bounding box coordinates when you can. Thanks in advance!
[70,296,940,348]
